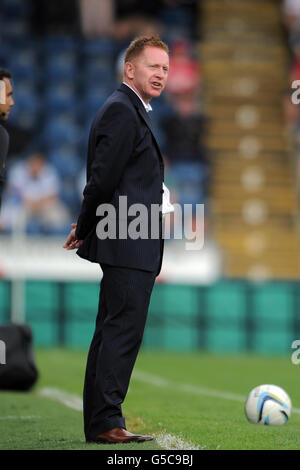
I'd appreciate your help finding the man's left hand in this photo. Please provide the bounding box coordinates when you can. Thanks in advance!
[63,223,83,250]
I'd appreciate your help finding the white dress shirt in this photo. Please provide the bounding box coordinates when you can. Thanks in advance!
[122,82,152,112]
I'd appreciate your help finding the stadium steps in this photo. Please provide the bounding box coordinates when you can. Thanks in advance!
[200,0,300,279]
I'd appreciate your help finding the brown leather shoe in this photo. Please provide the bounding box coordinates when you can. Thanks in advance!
[87,427,154,444]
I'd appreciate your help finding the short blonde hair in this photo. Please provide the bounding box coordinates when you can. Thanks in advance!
[124,35,169,63]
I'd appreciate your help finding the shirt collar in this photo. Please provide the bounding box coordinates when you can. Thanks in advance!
[122,82,152,112]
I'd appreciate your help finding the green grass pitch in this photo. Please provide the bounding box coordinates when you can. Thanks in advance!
[0,348,299,450]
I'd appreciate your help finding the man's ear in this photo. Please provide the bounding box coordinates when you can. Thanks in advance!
[125,62,134,80]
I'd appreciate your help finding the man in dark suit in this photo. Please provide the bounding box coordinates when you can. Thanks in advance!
[63,35,169,444]
[0,69,14,208]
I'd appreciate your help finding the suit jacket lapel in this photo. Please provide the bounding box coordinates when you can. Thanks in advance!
[118,84,163,161]
[136,105,155,135]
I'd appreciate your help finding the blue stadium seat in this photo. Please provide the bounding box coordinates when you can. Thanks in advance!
[82,87,107,116]
[44,51,77,81]
[168,162,207,205]
[42,114,82,150]
[159,6,193,29]
[83,38,116,87]
[14,80,39,109]
[152,95,175,119]
[85,59,115,86]
[8,46,38,79]
[0,41,10,66]
[1,18,30,41]
[43,82,77,113]
[43,36,78,54]
[59,176,82,214]
[76,116,94,154]
[8,108,39,132]
[159,7,194,39]
[82,38,116,57]
[48,144,82,178]
[1,0,31,18]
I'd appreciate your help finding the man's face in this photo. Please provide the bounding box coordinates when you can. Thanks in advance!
[0,77,14,121]
[125,46,169,103]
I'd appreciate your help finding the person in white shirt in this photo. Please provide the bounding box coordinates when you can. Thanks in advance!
[0,152,70,234]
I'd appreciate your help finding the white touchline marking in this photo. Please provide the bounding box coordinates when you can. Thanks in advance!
[133,370,169,388]
[38,387,83,411]
[133,370,245,401]
[0,415,41,420]
[155,433,202,451]
[37,386,202,450]
[132,370,300,415]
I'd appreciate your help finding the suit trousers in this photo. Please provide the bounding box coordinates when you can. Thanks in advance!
[83,263,156,440]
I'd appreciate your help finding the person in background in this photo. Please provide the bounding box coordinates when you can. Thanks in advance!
[0,152,70,234]
[0,69,14,208]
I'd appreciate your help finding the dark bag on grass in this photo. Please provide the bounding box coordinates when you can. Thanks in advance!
[0,323,39,391]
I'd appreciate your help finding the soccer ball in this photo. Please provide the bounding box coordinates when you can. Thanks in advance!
[245,384,292,425]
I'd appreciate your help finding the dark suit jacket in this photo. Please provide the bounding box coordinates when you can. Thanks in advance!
[75,83,164,275]
[0,124,9,207]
